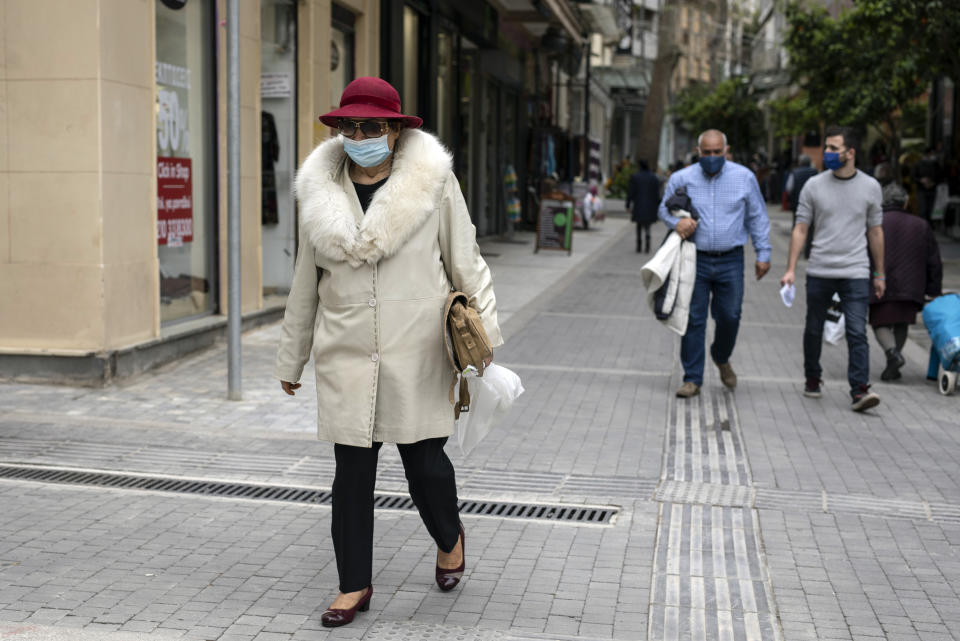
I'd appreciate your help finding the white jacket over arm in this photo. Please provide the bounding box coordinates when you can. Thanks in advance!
[640,219,697,336]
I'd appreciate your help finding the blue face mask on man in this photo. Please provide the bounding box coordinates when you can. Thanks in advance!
[343,134,392,167]
[699,155,725,176]
[823,151,846,171]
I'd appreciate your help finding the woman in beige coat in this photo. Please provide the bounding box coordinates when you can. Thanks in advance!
[275,77,501,627]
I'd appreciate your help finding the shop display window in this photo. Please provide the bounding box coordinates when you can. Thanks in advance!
[402,6,419,117]
[261,0,298,298]
[155,0,217,323]
[331,5,355,113]
[436,30,455,149]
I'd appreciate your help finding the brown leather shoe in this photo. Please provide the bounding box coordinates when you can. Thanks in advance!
[320,586,372,628]
[676,382,700,398]
[436,522,465,591]
[716,362,737,389]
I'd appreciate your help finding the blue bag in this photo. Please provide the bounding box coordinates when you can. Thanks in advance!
[922,293,960,378]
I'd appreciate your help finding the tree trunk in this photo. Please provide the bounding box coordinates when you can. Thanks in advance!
[884,116,900,183]
[636,0,681,169]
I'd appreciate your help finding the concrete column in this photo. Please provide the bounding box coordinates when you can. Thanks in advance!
[0,0,156,352]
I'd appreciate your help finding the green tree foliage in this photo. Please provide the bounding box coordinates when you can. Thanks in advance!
[607,161,638,199]
[884,0,960,85]
[767,91,820,140]
[670,76,764,159]
[783,0,943,171]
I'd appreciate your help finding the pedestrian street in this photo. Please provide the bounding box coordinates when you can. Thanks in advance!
[0,210,958,641]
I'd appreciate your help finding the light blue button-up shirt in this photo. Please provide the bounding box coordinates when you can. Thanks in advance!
[657,161,772,263]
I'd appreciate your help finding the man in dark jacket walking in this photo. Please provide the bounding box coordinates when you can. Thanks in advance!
[626,160,662,252]
[786,154,818,258]
[870,183,943,380]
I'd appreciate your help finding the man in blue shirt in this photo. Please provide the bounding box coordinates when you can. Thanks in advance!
[658,129,772,397]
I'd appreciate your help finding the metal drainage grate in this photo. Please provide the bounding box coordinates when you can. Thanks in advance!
[0,464,618,525]
[0,463,333,504]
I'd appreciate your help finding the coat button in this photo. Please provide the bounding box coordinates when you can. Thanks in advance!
[371,353,379,362]
[368,298,377,307]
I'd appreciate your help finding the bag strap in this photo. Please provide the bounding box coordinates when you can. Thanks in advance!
[449,374,471,419]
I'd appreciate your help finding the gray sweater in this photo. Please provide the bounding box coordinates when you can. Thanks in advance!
[796,170,882,279]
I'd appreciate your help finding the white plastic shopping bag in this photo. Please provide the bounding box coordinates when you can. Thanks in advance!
[454,363,524,456]
[824,292,844,345]
[824,313,845,345]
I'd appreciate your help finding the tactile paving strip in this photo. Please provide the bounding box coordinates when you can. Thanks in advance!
[2,436,956,523]
[363,621,507,640]
[657,480,757,508]
[650,388,784,640]
[662,390,749,486]
[362,620,612,641]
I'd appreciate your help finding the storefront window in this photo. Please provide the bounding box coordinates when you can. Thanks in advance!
[458,41,479,220]
[155,0,217,323]
[402,6,419,116]
[330,5,355,112]
[261,0,297,299]
[436,30,454,148]
[481,79,498,236]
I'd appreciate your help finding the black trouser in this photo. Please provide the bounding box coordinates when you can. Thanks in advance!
[636,222,653,252]
[332,437,461,592]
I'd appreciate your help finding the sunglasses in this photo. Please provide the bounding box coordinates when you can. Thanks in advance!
[337,119,395,138]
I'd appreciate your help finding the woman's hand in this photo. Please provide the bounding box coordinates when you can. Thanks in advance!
[483,353,493,368]
[281,381,301,396]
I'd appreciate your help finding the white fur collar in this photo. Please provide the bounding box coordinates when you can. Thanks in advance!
[294,128,453,267]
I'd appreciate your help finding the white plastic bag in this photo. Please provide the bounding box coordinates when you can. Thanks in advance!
[454,363,524,456]
[824,292,844,345]
[824,313,845,345]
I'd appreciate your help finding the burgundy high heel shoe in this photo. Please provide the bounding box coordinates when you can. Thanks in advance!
[320,586,372,628]
[435,522,465,591]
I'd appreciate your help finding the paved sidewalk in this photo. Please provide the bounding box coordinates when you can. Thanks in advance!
[1,208,959,641]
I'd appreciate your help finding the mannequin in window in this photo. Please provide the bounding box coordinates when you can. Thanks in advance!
[261,110,280,225]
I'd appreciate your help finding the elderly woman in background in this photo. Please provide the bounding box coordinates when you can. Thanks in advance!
[276,77,501,627]
[870,183,942,380]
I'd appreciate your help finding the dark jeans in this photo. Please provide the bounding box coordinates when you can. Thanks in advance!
[681,248,745,386]
[803,276,870,395]
[332,437,460,592]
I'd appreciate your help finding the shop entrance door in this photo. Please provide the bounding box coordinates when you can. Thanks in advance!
[476,78,500,237]
[478,80,519,238]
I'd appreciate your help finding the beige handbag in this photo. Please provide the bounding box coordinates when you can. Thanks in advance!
[443,291,493,418]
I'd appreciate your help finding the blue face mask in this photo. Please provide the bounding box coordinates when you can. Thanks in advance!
[699,155,725,176]
[823,151,845,171]
[342,134,392,167]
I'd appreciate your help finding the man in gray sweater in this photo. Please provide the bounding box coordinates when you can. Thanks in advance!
[780,125,886,412]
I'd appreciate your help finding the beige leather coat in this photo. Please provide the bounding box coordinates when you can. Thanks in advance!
[275,128,502,447]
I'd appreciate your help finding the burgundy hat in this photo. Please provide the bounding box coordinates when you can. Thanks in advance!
[319,77,423,129]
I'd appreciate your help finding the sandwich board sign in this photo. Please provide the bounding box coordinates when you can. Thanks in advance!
[535,199,573,255]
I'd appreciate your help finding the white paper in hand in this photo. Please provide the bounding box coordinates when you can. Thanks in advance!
[780,283,796,307]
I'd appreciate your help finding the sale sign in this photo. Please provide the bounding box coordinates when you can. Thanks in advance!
[157,156,193,246]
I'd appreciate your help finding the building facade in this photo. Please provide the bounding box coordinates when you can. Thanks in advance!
[0,0,605,383]
[0,0,381,382]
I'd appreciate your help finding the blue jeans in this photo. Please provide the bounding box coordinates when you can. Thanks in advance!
[803,276,870,395]
[681,248,745,385]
